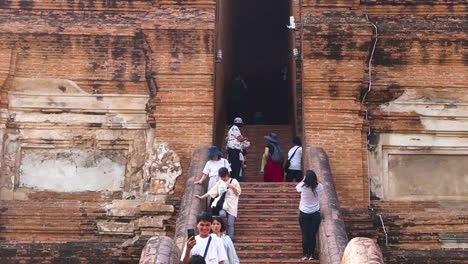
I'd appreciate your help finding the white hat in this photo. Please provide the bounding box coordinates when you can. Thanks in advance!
[234,117,243,124]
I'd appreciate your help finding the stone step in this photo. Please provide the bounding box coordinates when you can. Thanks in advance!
[235,179,310,262]
[238,199,299,205]
[238,208,299,213]
[236,216,299,222]
[240,192,300,197]
[234,236,302,243]
[240,259,318,264]
[236,242,303,251]
[223,125,294,183]
[237,249,307,258]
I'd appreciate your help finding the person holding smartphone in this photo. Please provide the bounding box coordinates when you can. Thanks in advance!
[296,170,323,260]
[180,212,227,264]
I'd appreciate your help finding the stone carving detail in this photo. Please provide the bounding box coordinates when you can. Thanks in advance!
[143,143,182,194]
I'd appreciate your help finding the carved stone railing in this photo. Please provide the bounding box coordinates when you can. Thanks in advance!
[172,146,209,250]
[139,145,208,264]
[304,146,384,264]
[304,146,349,264]
[341,237,384,264]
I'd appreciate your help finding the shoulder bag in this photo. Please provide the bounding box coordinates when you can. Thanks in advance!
[284,146,300,170]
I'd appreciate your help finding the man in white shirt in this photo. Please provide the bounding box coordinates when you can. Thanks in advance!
[181,212,227,264]
[285,136,303,182]
[225,117,248,181]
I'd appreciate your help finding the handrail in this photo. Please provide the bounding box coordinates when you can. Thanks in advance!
[173,145,209,250]
[304,147,349,264]
[304,146,385,264]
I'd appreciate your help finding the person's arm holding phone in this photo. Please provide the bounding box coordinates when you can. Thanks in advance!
[181,229,196,264]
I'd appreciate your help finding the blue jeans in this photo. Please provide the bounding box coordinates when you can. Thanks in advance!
[299,211,321,257]
[219,209,236,241]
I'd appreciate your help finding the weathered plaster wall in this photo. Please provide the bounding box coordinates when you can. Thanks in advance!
[369,134,468,200]
[301,1,467,207]
[20,149,126,192]
[0,82,149,200]
[361,1,467,202]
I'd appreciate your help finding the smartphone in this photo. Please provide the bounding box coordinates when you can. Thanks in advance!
[187,229,195,238]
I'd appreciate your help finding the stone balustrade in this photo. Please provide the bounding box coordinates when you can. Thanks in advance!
[304,146,384,264]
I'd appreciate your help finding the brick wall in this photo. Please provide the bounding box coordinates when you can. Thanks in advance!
[301,8,373,208]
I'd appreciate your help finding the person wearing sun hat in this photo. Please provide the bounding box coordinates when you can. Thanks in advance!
[195,146,231,195]
[225,117,248,181]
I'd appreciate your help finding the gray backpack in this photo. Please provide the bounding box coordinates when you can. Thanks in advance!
[270,144,284,164]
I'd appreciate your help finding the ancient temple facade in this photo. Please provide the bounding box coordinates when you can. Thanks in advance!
[0,0,466,263]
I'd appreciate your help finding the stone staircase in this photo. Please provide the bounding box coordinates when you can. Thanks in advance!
[235,182,319,263]
[224,125,293,182]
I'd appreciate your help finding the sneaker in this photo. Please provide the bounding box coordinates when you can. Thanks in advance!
[302,256,308,260]
[308,256,315,260]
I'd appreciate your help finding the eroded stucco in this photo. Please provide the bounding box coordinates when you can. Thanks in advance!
[370,88,468,201]
[19,149,126,192]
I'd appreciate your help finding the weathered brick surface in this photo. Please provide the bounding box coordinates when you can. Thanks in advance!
[0,2,216,263]
[343,200,468,263]
[301,10,373,208]
[0,1,466,263]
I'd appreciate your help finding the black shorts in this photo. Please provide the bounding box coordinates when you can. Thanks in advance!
[286,169,302,182]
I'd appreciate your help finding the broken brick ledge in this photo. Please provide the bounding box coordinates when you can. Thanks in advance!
[139,146,208,264]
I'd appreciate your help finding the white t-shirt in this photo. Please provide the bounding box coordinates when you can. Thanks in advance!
[203,158,231,178]
[287,146,302,171]
[208,178,241,217]
[296,182,323,214]
[203,158,232,192]
[180,234,227,264]
[226,125,242,150]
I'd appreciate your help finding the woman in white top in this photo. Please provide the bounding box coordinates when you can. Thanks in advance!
[285,136,303,182]
[296,170,324,260]
[196,146,231,192]
[196,167,241,241]
[211,216,240,264]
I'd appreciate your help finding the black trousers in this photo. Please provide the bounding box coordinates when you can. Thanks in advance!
[227,148,241,181]
[286,169,302,182]
[299,211,321,257]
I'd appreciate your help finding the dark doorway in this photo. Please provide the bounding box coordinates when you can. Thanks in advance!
[224,0,293,125]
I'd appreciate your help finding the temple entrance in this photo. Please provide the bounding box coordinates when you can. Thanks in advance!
[214,0,295,132]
